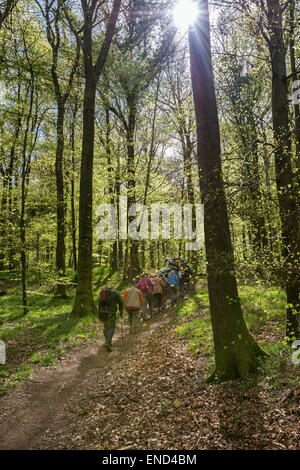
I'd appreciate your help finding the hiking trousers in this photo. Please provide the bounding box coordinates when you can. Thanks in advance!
[153,293,163,311]
[141,293,153,320]
[127,309,139,334]
[179,279,185,296]
[102,314,116,346]
[168,285,178,305]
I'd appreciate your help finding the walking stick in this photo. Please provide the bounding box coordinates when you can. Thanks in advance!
[120,314,124,348]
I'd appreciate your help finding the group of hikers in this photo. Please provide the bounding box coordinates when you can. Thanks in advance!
[98,257,193,352]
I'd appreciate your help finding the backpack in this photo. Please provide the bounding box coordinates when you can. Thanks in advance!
[139,278,151,293]
[99,288,111,305]
[98,289,112,321]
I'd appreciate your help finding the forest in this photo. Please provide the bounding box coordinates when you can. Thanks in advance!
[0,0,299,452]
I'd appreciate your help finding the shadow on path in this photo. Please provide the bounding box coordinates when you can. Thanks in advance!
[0,305,178,450]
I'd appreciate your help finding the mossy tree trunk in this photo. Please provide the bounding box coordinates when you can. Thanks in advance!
[189,0,266,381]
[265,0,300,339]
[71,0,122,316]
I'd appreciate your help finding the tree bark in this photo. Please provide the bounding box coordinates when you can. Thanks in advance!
[20,79,35,316]
[105,109,118,271]
[189,0,266,381]
[55,101,67,297]
[70,100,78,274]
[289,2,300,188]
[126,99,140,280]
[72,73,97,315]
[266,0,300,339]
[72,0,122,316]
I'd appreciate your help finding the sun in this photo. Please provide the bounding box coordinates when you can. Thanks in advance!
[173,0,199,30]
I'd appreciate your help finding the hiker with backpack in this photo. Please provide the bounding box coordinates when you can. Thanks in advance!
[152,275,166,315]
[167,270,180,306]
[137,273,154,321]
[98,285,123,352]
[123,281,143,334]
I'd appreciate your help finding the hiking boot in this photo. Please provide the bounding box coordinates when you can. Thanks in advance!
[105,343,112,352]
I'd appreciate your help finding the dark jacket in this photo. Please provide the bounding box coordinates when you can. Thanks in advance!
[98,289,123,321]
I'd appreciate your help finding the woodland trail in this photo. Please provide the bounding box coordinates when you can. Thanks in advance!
[0,304,182,450]
[0,295,299,450]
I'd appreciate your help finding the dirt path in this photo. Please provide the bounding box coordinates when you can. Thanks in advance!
[0,299,299,450]
[0,308,178,450]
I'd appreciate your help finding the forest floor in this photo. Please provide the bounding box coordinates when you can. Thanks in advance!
[0,278,299,450]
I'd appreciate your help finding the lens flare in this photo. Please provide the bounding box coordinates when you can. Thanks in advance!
[173,0,199,30]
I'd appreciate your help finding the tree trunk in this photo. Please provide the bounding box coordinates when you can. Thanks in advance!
[189,0,266,381]
[19,82,34,316]
[266,0,300,339]
[126,102,140,280]
[55,102,67,297]
[105,109,118,271]
[0,95,21,270]
[72,74,97,316]
[289,2,300,187]
[0,179,8,270]
[116,155,123,268]
[72,0,121,315]
[70,104,77,274]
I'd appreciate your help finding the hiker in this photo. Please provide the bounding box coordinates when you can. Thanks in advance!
[178,269,185,297]
[123,282,143,334]
[152,275,166,315]
[183,263,193,291]
[167,270,180,306]
[98,285,123,352]
[173,257,180,270]
[137,273,154,320]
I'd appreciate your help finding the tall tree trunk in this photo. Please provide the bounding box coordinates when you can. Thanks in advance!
[19,81,35,316]
[123,240,129,281]
[116,153,123,268]
[105,109,118,271]
[266,0,300,339]
[139,82,159,274]
[189,0,266,381]
[72,74,97,315]
[72,0,121,316]
[289,1,300,184]
[241,132,267,257]
[20,169,29,316]
[41,0,80,297]
[55,101,67,297]
[0,91,21,270]
[0,179,8,270]
[70,101,78,274]
[126,101,140,280]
